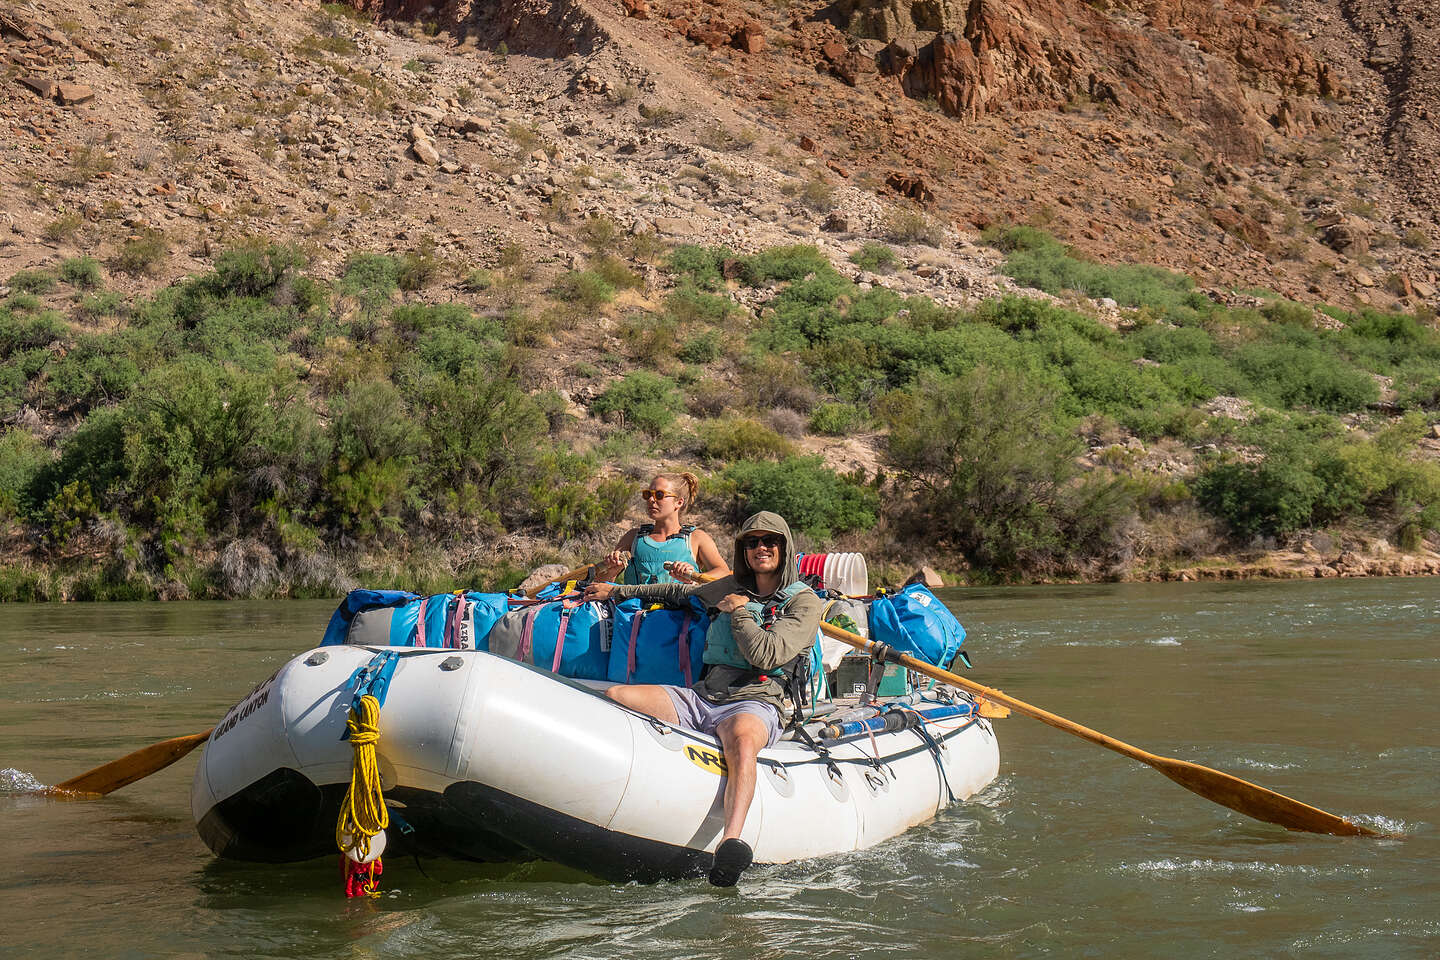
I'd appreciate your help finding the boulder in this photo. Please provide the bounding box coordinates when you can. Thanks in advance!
[55,83,94,105]
[517,563,573,595]
[733,21,765,54]
[905,566,945,589]
[412,138,441,165]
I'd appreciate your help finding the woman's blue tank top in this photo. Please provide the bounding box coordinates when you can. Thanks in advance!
[622,524,697,584]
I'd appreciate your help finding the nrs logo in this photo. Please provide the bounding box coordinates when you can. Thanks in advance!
[685,745,728,776]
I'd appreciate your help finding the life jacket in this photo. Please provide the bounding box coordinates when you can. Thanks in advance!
[622,523,697,584]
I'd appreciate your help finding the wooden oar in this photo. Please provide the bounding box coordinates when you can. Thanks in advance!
[818,620,1380,837]
[49,728,214,797]
[678,569,1377,837]
[524,559,621,598]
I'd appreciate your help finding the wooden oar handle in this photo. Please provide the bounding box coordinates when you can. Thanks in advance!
[524,557,625,598]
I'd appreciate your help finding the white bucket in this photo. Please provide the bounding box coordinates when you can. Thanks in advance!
[823,553,868,596]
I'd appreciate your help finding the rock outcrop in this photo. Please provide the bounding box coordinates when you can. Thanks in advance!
[857,0,1344,162]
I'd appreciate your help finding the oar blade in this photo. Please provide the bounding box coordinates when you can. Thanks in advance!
[51,729,213,797]
[1145,755,1379,837]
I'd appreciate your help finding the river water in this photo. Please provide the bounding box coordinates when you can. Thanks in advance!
[2,579,1436,959]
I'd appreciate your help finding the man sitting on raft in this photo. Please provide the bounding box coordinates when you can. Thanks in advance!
[583,510,823,887]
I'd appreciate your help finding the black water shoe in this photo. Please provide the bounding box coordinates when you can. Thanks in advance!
[708,838,753,887]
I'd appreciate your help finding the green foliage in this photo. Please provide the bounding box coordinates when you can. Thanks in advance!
[723,456,878,539]
[740,244,831,286]
[881,368,1133,573]
[0,428,48,516]
[809,401,868,435]
[849,243,899,273]
[111,229,169,276]
[667,245,730,291]
[1194,416,1440,539]
[696,417,795,461]
[8,270,55,294]
[589,254,644,291]
[341,252,402,303]
[678,328,722,364]
[551,270,615,309]
[988,227,1213,323]
[665,285,734,324]
[526,453,633,538]
[592,371,681,434]
[212,244,306,297]
[1231,341,1379,412]
[59,257,103,289]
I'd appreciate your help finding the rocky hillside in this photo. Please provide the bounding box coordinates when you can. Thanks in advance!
[1,0,1437,303]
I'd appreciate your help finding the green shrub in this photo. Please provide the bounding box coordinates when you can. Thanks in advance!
[0,428,49,516]
[111,229,169,276]
[551,270,615,309]
[668,245,731,291]
[590,254,644,291]
[665,285,734,324]
[619,313,680,365]
[78,291,125,319]
[740,245,830,286]
[212,244,305,297]
[397,249,440,291]
[696,417,795,461]
[462,269,494,292]
[849,243,899,273]
[59,257,103,289]
[8,270,55,294]
[592,371,681,434]
[341,253,402,302]
[678,329,722,364]
[881,368,1134,573]
[1231,342,1379,412]
[809,402,868,435]
[883,209,944,246]
[723,456,878,539]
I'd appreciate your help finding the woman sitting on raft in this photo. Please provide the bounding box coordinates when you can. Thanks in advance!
[604,472,728,584]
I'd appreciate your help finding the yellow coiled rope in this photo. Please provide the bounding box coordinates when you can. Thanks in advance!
[336,693,388,860]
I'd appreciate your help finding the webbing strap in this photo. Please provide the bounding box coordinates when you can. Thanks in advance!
[519,605,541,663]
[414,598,427,647]
[551,609,573,673]
[912,720,956,803]
[677,612,693,686]
[791,723,844,782]
[344,650,401,717]
[626,608,646,682]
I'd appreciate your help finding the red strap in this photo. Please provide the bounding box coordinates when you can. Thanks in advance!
[415,598,427,647]
[551,609,572,673]
[678,612,694,686]
[626,608,646,682]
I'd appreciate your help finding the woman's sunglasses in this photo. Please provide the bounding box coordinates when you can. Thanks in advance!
[741,534,784,551]
[639,490,678,502]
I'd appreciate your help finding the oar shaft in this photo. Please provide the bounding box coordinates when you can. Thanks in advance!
[818,623,1160,761]
[817,621,1377,837]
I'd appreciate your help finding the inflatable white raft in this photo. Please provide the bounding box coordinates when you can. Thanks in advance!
[192,646,1000,882]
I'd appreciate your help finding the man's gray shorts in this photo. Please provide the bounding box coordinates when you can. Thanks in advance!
[663,686,784,747]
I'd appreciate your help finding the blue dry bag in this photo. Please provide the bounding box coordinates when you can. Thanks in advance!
[868,583,965,668]
[608,597,709,686]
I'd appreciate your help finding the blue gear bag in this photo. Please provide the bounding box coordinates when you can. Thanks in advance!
[868,583,965,668]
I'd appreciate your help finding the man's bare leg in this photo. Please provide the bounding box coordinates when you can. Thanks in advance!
[715,712,769,840]
[604,684,681,725]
